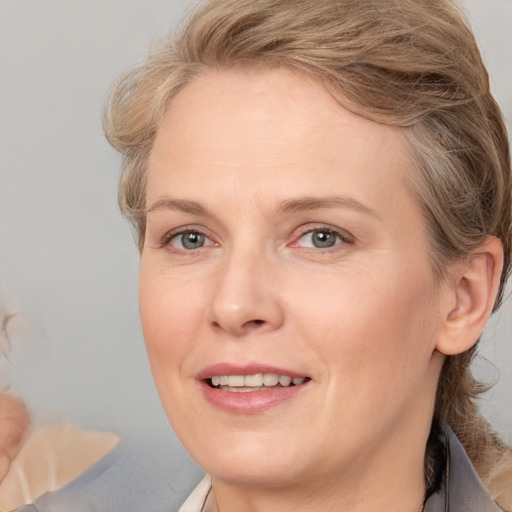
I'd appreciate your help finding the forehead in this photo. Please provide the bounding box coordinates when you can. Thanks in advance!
[147,67,418,226]
[151,66,410,164]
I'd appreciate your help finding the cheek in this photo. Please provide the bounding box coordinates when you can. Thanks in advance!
[138,266,203,375]
[138,269,208,433]
[292,265,439,383]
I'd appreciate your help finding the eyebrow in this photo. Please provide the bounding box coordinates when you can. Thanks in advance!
[277,196,381,219]
[147,199,209,216]
[147,195,380,219]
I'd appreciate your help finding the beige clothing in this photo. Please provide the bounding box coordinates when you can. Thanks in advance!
[179,475,211,512]
[0,422,118,512]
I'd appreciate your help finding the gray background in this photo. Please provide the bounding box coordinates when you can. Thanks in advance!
[1,0,511,458]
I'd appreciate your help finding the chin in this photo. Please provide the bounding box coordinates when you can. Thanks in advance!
[176,424,311,485]
[208,457,309,489]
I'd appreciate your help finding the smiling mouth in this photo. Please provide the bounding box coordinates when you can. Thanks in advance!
[206,373,311,392]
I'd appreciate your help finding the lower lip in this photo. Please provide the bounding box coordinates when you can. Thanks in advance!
[200,381,310,414]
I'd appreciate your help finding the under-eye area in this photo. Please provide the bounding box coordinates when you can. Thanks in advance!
[207,373,311,392]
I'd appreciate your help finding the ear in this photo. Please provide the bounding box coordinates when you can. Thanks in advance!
[436,236,504,356]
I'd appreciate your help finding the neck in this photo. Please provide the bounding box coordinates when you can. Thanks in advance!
[206,433,427,512]
[208,479,425,512]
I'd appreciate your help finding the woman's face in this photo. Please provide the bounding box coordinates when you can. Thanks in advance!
[139,68,448,489]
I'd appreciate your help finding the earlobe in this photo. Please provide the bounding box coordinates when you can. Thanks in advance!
[436,236,504,356]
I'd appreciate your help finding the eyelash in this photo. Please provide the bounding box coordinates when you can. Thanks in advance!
[159,227,216,252]
[292,225,354,251]
[158,225,354,253]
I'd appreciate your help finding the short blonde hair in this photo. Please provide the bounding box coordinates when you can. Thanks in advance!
[104,0,512,498]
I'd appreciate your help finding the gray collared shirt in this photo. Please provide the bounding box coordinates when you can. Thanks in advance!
[15,426,501,512]
[424,426,501,512]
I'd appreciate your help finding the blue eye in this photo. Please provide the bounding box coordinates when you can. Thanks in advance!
[171,231,209,250]
[298,229,343,249]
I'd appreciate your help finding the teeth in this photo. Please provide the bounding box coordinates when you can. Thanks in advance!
[244,374,263,387]
[263,373,279,386]
[228,375,245,387]
[210,373,307,388]
[278,375,292,386]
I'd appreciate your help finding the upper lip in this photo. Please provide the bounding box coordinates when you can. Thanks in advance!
[196,363,309,380]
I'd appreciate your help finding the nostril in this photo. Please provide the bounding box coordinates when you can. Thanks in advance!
[246,319,265,328]
[240,318,265,331]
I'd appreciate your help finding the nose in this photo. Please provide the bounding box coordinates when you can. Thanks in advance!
[206,248,284,337]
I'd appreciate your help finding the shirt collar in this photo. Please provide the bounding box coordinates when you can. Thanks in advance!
[179,474,212,512]
[180,426,501,512]
[424,425,501,512]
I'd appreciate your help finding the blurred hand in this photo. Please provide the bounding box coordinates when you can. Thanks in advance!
[0,393,30,482]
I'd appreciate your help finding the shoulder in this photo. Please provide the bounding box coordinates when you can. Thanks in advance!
[13,439,203,512]
[425,425,504,512]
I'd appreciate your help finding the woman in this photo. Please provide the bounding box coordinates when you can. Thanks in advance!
[103,0,512,510]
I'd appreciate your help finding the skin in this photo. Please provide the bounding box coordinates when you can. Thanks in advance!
[139,68,496,512]
[0,393,30,482]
